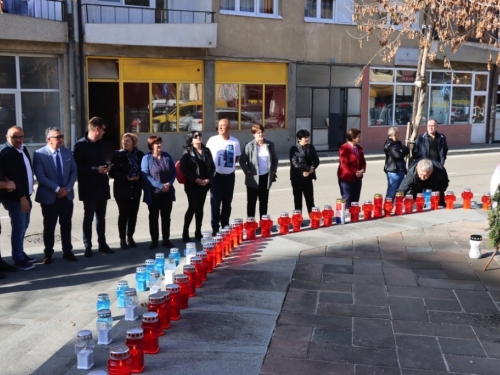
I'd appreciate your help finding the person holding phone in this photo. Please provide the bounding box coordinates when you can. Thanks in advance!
[74,117,114,258]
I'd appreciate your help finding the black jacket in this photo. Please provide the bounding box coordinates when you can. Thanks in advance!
[384,138,409,174]
[399,160,449,201]
[109,148,144,201]
[0,142,32,201]
[413,131,448,165]
[289,144,320,182]
[73,133,111,201]
[180,145,215,188]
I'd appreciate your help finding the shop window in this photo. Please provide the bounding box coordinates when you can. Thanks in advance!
[124,83,149,133]
[20,57,59,89]
[0,56,16,89]
[451,87,471,124]
[296,88,311,116]
[304,0,353,24]
[21,92,60,143]
[429,85,450,125]
[220,0,280,17]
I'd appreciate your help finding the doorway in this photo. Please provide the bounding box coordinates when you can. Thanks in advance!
[88,82,120,159]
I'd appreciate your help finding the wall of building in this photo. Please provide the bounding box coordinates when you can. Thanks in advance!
[0,14,67,43]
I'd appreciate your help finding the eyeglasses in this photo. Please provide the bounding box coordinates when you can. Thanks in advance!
[9,135,24,140]
[98,126,106,132]
[49,135,64,140]
[193,133,202,139]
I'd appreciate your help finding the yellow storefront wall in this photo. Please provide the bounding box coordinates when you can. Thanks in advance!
[215,61,287,83]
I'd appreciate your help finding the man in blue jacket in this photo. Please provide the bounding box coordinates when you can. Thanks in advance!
[412,119,448,165]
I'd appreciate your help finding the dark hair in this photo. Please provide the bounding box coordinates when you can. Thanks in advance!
[346,128,361,142]
[88,116,105,130]
[185,131,203,147]
[296,129,310,140]
[147,135,162,150]
[251,124,264,134]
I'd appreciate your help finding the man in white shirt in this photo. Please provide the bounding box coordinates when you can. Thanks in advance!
[206,118,241,235]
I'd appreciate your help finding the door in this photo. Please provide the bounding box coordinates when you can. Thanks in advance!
[471,94,486,143]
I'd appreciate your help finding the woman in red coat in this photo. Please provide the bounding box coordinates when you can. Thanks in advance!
[337,128,366,208]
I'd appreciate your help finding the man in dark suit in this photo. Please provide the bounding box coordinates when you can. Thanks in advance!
[0,125,35,270]
[73,117,114,258]
[33,127,78,264]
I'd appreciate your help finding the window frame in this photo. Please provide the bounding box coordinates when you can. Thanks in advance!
[220,0,282,19]
[304,0,354,25]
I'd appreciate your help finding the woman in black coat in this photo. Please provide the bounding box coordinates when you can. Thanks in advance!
[180,131,215,242]
[384,126,409,200]
[109,133,144,249]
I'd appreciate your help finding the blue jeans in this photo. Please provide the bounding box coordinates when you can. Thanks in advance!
[2,198,32,263]
[386,171,405,200]
[210,172,235,233]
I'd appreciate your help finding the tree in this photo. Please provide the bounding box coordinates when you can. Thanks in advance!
[352,0,500,157]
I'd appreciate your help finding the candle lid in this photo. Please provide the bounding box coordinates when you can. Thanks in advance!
[431,191,440,196]
[363,200,373,204]
[202,230,212,238]
[126,328,144,340]
[247,216,256,222]
[87,371,107,375]
[77,329,93,340]
[174,274,189,283]
[145,259,155,266]
[117,280,128,288]
[484,192,491,196]
[203,242,214,250]
[155,253,165,259]
[142,311,159,322]
[405,195,413,199]
[470,234,482,241]
[196,251,207,258]
[109,345,130,360]
[324,205,332,210]
[166,284,180,292]
[464,187,471,192]
[384,197,392,202]
[216,232,224,237]
[374,194,383,198]
[235,218,244,224]
[311,207,320,212]
[262,214,271,220]
[293,210,302,215]
[416,193,424,197]
[221,229,231,235]
[231,222,239,228]
[148,293,163,304]
[280,212,289,217]
[97,309,111,318]
[395,191,404,196]
[97,293,109,301]
[212,236,222,243]
[191,257,202,264]
[336,198,346,203]
[183,265,195,273]
[136,266,146,273]
[149,271,160,278]
[445,191,454,195]
[124,288,137,296]
[186,242,196,249]
[351,202,359,206]
[170,248,180,254]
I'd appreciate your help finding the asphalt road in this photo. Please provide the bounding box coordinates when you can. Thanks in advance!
[1,151,498,254]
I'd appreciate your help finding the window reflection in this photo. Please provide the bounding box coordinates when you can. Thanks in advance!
[370,69,394,83]
[152,82,177,132]
[451,87,471,124]
[369,85,393,125]
[473,96,485,124]
[21,92,60,143]
[429,85,450,124]
[20,57,58,89]
[0,56,16,89]
[0,94,16,142]
[265,85,286,128]
[124,83,149,133]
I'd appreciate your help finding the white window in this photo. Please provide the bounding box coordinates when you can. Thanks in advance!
[220,0,280,18]
[304,0,353,24]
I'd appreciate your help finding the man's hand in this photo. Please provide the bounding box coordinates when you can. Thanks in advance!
[98,164,113,174]
[161,182,170,192]
[20,196,30,213]
[302,171,309,177]
[5,180,15,192]
[57,187,69,198]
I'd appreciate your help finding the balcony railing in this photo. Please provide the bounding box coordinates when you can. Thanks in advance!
[1,0,66,21]
[82,4,215,25]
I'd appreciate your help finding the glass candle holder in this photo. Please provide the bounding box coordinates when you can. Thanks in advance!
[96,293,110,312]
[168,248,181,266]
[135,267,147,292]
[75,330,94,370]
[415,193,425,212]
[445,191,456,210]
[145,259,155,285]
[125,328,145,374]
[107,345,133,375]
[291,210,303,232]
[164,258,176,286]
[116,280,129,309]
[124,288,139,321]
[423,188,432,209]
[362,200,373,220]
[154,253,165,276]
[394,192,404,215]
[148,293,169,333]
[244,217,258,240]
[322,205,334,227]
[183,264,196,297]
[461,188,473,209]
[202,243,215,273]
[403,195,414,214]
[231,222,240,247]
[235,218,244,243]
[260,214,273,238]
[185,242,197,264]
[310,207,322,229]
[383,197,393,217]
[149,271,161,295]
[335,199,346,224]
[196,251,208,281]
[97,309,113,345]
[482,192,492,210]
[201,230,212,246]
[373,194,383,218]
[277,212,291,235]
[349,202,360,222]
[174,274,190,309]
[430,191,440,210]
[212,236,223,265]
[191,257,203,288]
[221,229,232,254]
[141,312,160,354]
[166,283,181,321]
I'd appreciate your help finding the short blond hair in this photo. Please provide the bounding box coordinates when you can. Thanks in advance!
[122,133,138,148]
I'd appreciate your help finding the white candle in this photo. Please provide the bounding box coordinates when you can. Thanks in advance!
[125,305,138,321]
[77,349,94,370]
[97,328,112,345]
[164,270,175,285]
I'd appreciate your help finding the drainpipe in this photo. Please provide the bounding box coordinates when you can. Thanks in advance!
[487,65,498,143]
[76,0,86,135]
[67,0,76,147]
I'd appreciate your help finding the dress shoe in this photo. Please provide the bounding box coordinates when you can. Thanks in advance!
[149,242,159,250]
[127,237,137,248]
[63,252,78,262]
[98,244,115,254]
[0,260,18,272]
[182,234,192,243]
[42,255,53,265]
[84,247,93,258]
[195,232,203,241]
[120,239,129,250]
[24,255,37,263]
[162,240,175,249]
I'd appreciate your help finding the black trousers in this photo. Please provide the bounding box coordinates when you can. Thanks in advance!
[338,178,362,209]
[148,192,173,243]
[247,173,269,218]
[291,179,315,214]
[42,197,73,256]
[82,199,107,248]
[115,198,141,240]
[183,184,209,235]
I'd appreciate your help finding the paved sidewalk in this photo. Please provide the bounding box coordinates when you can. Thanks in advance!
[1,208,499,375]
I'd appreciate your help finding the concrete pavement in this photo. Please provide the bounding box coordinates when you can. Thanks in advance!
[1,206,500,375]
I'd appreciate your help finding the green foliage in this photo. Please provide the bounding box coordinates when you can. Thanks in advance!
[488,185,500,247]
